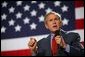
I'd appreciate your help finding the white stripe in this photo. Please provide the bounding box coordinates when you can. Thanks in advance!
[1,34,49,51]
[1,29,84,51]
[75,7,84,19]
[68,29,84,42]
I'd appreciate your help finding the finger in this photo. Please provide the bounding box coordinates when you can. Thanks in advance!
[28,40,35,46]
[30,38,34,40]
[61,38,65,44]
[30,38,36,43]
[29,42,35,46]
[55,37,61,41]
[60,38,67,48]
[55,38,61,44]
[32,42,37,48]
[29,39,37,47]
[29,41,37,50]
[28,41,32,46]
[30,38,37,42]
[55,36,61,38]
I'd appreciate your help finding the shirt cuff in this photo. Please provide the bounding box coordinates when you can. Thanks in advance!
[65,44,70,52]
[32,51,36,56]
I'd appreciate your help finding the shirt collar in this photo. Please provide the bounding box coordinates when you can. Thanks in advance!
[51,33,55,40]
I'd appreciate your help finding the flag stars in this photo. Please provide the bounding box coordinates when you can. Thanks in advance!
[45,8,52,14]
[30,10,37,16]
[1,14,7,20]
[39,15,44,22]
[8,19,15,26]
[2,1,8,7]
[1,26,6,33]
[23,5,30,11]
[15,25,21,32]
[16,12,22,19]
[1,1,73,34]
[30,23,37,30]
[9,7,15,13]
[23,17,30,24]
[61,5,68,12]
[16,1,22,6]
[38,2,45,9]
[54,1,61,7]
[62,18,69,26]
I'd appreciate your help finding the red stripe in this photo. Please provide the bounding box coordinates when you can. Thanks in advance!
[75,19,84,29]
[81,42,84,46]
[75,1,84,7]
[1,49,32,56]
[1,42,84,56]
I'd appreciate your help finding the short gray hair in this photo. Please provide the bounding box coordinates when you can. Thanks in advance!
[44,11,61,21]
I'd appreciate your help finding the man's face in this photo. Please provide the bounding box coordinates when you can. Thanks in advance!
[45,13,61,33]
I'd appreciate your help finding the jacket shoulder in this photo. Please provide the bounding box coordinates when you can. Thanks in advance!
[66,32,80,42]
[37,38,48,45]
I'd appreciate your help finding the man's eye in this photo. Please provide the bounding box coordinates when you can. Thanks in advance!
[55,18,58,20]
[49,19,52,21]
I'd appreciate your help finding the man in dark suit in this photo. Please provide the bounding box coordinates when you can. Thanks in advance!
[28,11,84,56]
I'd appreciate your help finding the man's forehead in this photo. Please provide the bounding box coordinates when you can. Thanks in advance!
[44,11,61,22]
[45,12,61,19]
[47,13,58,17]
[46,13,60,19]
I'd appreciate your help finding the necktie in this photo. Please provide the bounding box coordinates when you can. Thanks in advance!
[51,38,58,56]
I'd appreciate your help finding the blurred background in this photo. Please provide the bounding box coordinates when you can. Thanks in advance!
[1,1,84,56]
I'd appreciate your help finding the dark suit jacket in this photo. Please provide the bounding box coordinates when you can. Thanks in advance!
[36,30,84,56]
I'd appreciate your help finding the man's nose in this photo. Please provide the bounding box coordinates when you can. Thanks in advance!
[53,20,56,24]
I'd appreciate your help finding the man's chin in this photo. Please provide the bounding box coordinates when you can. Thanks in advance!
[51,30,58,33]
[53,29,60,32]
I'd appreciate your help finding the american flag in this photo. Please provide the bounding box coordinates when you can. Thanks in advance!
[1,1,84,56]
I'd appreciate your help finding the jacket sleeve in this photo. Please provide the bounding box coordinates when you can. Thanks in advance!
[67,33,84,56]
[36,38,45,56]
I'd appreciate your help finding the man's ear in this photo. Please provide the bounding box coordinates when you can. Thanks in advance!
[45,23,48,29]
[59,20,63,28]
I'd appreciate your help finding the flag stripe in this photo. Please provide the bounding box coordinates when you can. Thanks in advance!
[1,1,84,56]
[1,34,48,51]
[1,29,84,51]
[68,29,84,42]
[1,49,32,56]
[75,7,84,19]
[75,19,84,29]
[1,41,84,56]
[75,1,84,7]
[1,40,84,56]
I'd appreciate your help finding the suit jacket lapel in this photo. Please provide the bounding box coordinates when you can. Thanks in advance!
[60,30,68,44]
[46,30,68,56]
[46,34,52,56]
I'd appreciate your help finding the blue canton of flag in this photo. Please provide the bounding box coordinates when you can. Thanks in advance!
[1,1,75,39]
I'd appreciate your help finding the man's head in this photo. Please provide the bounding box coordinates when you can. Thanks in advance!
[44,11,62,33]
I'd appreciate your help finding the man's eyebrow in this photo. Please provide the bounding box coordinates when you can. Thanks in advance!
[55,16,60,19]
[47,18,52,20]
